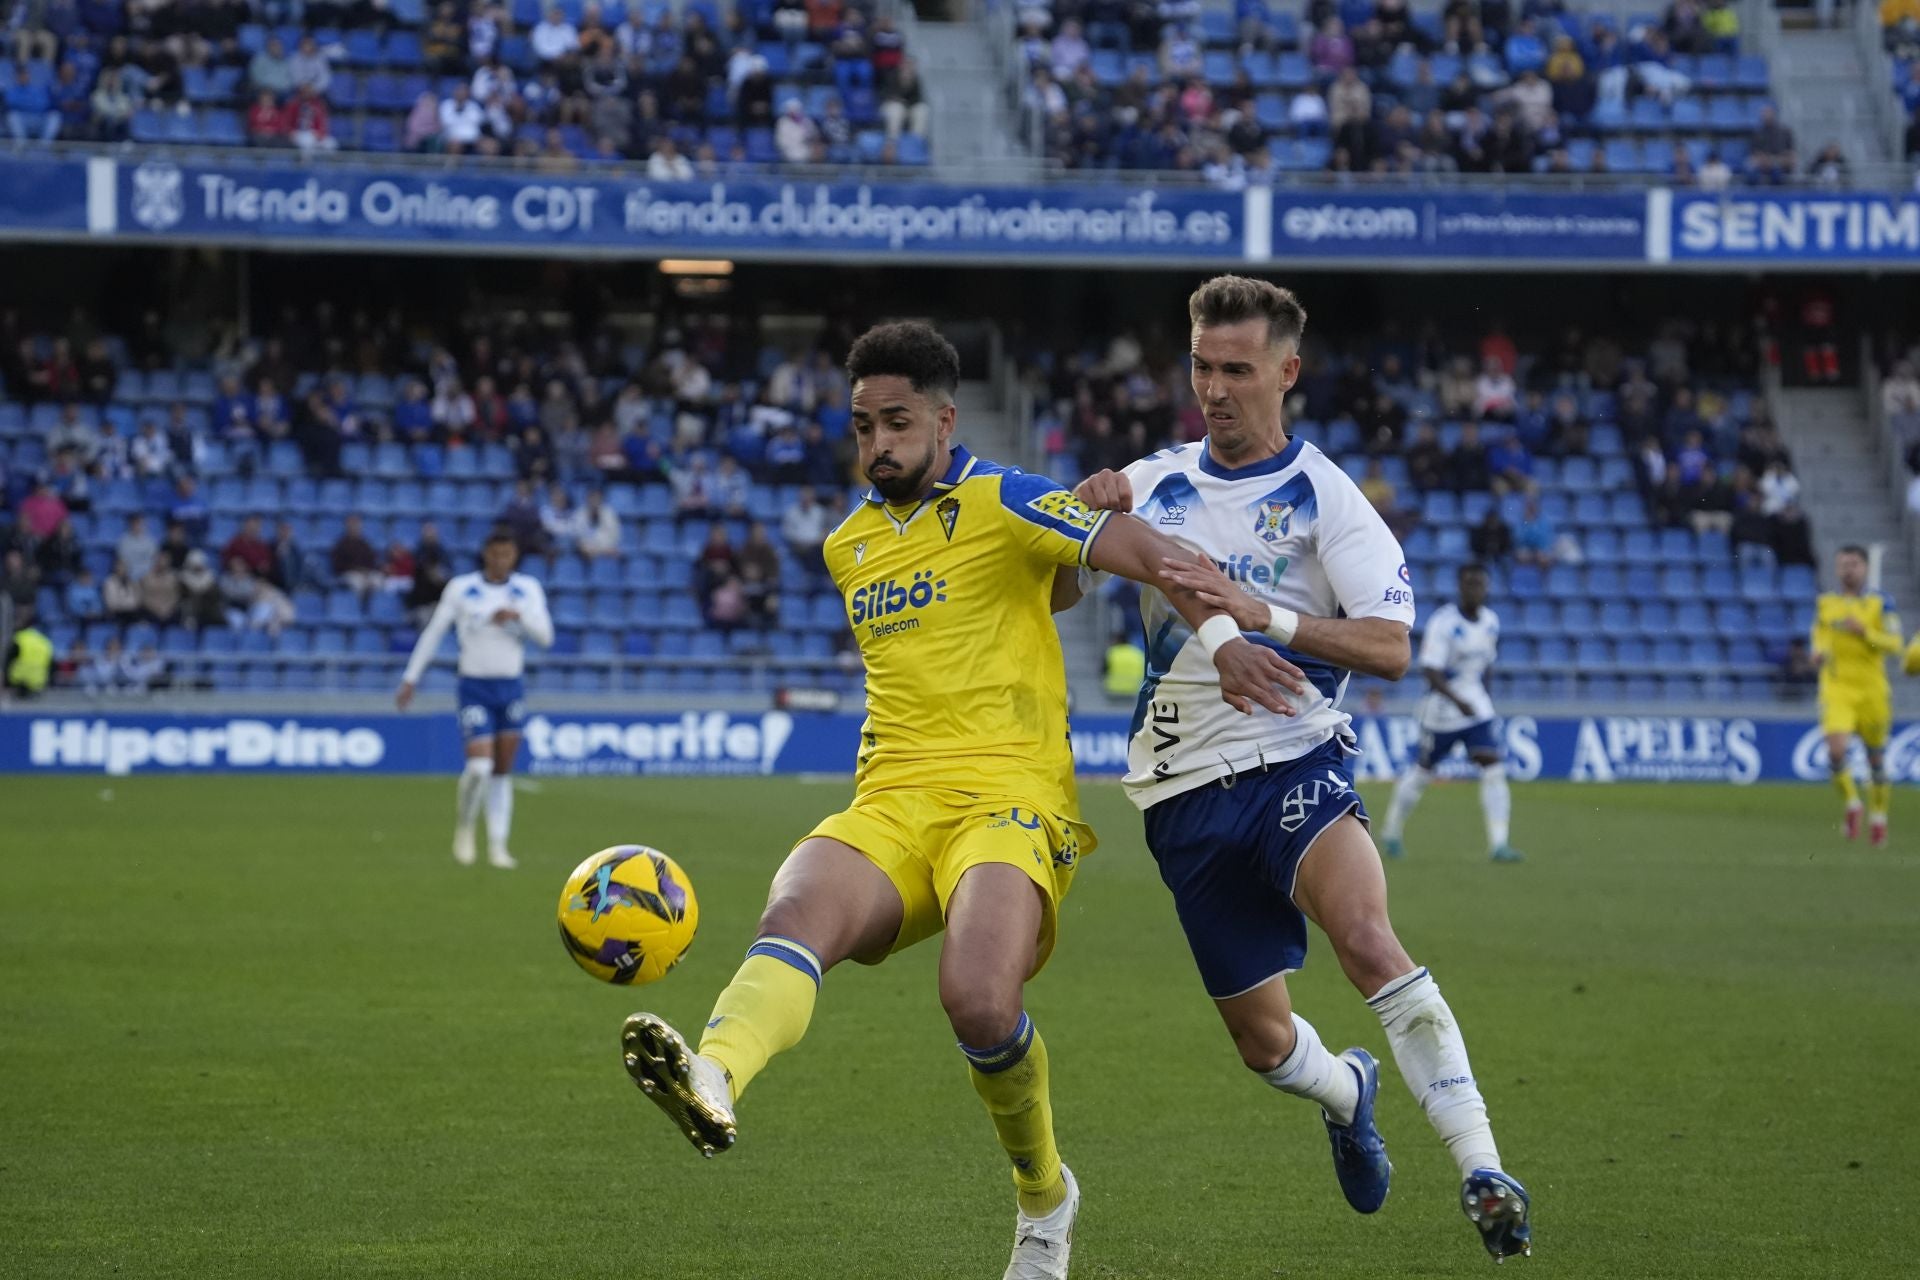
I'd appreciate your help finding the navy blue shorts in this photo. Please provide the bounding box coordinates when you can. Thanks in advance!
[1142,737,1366,999]
[1416,719,1499,769]
[457,676,527,741]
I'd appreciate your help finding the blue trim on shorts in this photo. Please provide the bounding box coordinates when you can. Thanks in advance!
[1142,737,1365,999]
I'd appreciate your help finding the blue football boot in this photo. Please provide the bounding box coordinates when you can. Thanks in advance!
[1322,1048,1392,1213]
[1462,1168,1532,1261]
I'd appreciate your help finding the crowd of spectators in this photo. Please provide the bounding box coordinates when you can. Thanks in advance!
[1030,310,1813,570]
[1012,0,1853,185]
[0,0,928,167]
[0,301,865,676]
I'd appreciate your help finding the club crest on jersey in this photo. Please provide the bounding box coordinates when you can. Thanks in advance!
[937,496,961,542]
[1254,499,1294,544]
[853,541,868,565]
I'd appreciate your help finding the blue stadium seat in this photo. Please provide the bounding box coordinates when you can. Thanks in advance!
[1711,602,1752,637]
[1598,602,1636,639]
[1659,566,1699,599]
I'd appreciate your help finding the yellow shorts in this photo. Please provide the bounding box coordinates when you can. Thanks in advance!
[803,788,1094,976]
[1821,688,1892,747]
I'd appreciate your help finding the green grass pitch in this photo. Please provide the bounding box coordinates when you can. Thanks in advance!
[3,775,1916,1278]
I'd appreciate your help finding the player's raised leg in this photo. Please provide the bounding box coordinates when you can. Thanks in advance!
[622,836,904,1155]
[1472,745,1522,863]
[1144,764,1388,1214]
[485,729,521,869]
[940,863,1077,1280]
[452,734,491,866]
[1294,815,1531,1260]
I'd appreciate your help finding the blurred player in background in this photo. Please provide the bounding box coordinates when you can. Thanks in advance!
[1812,544,1902,845]
[396,531,552,868]
[1070,276,1531,1263]
[1378,562,1522,863]
[617,321,1298,1280]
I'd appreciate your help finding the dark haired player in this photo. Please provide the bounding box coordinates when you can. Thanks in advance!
[618,320,1303,1280]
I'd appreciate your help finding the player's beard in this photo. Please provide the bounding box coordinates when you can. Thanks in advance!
[866,444,936,504]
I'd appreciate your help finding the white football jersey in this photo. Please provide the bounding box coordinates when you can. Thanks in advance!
[1415,602,1499,733]
[402,570,554,682]
[1115,436,1415,809]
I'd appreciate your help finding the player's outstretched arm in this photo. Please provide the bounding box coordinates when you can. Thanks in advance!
[398,583,459,707]
[1086,513,1308,715]
[1160,553,1412,680]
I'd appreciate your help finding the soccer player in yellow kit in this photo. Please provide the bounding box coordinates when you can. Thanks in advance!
[617,321,1303,1280]
[1812,544,1903,845]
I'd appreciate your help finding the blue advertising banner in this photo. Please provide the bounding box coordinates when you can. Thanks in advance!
[0,709,1902,782]
[1250,189,1649,262]
[110,158,1242,258]
[0,156,90,232]
[5,156,1919,268]
[1661,191,1920,262]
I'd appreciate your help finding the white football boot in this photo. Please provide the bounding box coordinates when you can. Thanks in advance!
[452,828,477,866]
[621,1013,737,1156]
[1003,1164,1080,1280]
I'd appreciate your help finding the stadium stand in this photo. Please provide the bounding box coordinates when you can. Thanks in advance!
[0,0,929,168]
[1882,0,1920,160]
[1010,0,1784,179]
[1024,316,1818,705]
[0,310,868,697]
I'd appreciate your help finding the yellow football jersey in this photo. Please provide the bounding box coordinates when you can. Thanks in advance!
[1812,590,1903,695]
[824,445,1111,820]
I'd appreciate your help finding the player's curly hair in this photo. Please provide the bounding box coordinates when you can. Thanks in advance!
[1189,275,1308,348]
[844,321,961,401]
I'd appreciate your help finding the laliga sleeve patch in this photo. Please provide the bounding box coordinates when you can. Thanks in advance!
[1024,488,1102,533]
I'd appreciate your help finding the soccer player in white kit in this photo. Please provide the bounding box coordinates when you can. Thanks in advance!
[1068,276,1532,1261]
[1379,561,1523,863]
[396,532,553,869]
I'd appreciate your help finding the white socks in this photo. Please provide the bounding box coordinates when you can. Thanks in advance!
[1259,1013,1359,1127]
[1383,765,1431,840]
[456,756,492,836]
[1480,764,1511,851]
[1368,967,1501,1178]
[1386,763,1513,854]
[485,775,514,854]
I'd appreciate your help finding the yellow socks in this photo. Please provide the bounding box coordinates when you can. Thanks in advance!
[696,938,822,1100]
[1834,769,1861,811]
[962,1012,1067,1218]
[1869,779,1892,820]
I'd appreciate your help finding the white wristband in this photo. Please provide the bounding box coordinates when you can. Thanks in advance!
[1196,613,1242,657]
[1263,606,1300,646]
